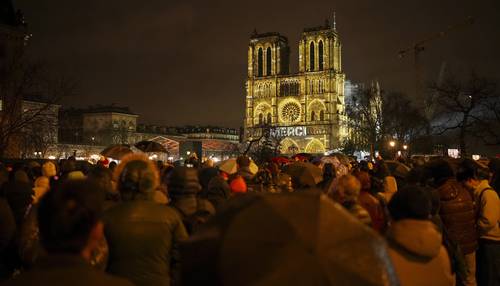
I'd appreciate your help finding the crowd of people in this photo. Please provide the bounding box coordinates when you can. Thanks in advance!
[0,152,499,286]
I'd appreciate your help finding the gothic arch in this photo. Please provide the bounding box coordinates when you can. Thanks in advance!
[308,99,326,122]
[318,40,324,71]
[309,41,315,71]
[280,137,300,154]
[257,47,263,77]
[254,102,272,125]
[305,138,325,154]
[266,47,272,76]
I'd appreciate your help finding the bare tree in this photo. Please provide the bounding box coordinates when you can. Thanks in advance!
[0,57,76,158]
[472,91,500,146]
[345,87,384,159]
[429,72,497,157]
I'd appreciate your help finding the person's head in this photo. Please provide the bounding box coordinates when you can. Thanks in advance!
[426,159,454,187]
[14,169,30,184]
[114,153,160,201]
[456,159,479,191]
[61,159,77,175]
[236,156,251,168]
[375,161,390,179]
[87,166,114,199]
[353,170,371,192]
[388,185,432,221]
[167,166,201,199]
[337,174,361,203]
[37,179,104,260]
[42,161,57,178]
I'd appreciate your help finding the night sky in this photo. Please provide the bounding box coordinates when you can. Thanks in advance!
[15,0,500,128]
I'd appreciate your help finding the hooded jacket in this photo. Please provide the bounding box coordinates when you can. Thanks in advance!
[105,154,189,286]
[474,180,500,241]
[387,219,455,286]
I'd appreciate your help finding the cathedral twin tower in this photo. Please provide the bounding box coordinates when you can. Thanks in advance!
[244,19,347,154]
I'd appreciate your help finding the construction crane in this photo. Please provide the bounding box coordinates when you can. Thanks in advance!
[398,16,475,110]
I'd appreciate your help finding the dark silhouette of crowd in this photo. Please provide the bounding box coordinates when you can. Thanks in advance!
[0,153,499,286]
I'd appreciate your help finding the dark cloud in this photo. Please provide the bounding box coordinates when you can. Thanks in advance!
[15,0,500,127]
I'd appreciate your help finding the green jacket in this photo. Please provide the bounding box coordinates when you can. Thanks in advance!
[104,201,188,286]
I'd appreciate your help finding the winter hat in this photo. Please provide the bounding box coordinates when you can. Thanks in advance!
[388,185,432,221]
[230,176,247,194]
[114,153,160,199]
[167,166,202,197]
[42,162,57,178]
[426,159,454,186]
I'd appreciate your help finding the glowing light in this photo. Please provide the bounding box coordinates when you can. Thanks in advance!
[389,141,396,147]
[403,145,408,150]
[472,155,480,161]
[48,156,56,160]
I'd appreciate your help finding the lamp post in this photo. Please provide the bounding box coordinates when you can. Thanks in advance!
[389,140,396,159]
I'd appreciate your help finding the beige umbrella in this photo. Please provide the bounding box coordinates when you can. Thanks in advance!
[181,191,399,286]
[217,158,259,175]
[100,144,133,160]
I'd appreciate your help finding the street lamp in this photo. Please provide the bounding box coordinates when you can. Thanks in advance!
[403,145,408,150]
[389,141,396,148]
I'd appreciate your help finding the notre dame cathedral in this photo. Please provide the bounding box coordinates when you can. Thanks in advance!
[244,18,347,154]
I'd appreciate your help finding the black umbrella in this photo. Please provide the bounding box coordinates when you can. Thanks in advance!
[385,160,411,178]
[181,192,398,286]
[100,144,132,160]
[134,140,168,153]
[283,161,323,188]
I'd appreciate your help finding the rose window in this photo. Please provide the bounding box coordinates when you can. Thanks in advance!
[280,102,301,123]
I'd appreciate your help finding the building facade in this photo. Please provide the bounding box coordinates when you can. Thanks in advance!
[56,105,240,161]
[244,20,347,154]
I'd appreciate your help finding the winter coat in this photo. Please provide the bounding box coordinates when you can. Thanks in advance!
[359,190,387,233]
[473,180,500,241]
[436,178,477,254]
[381,176,398,202]
[104,201,188,286]
[2,254,133,286]
[0,198,16,281]
[170,195,215,234]
[1,181,33,227]
[203,176,230,210]
[387,219,455,286]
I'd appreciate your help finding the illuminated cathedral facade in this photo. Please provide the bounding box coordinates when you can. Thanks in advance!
[244,19,347,154]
